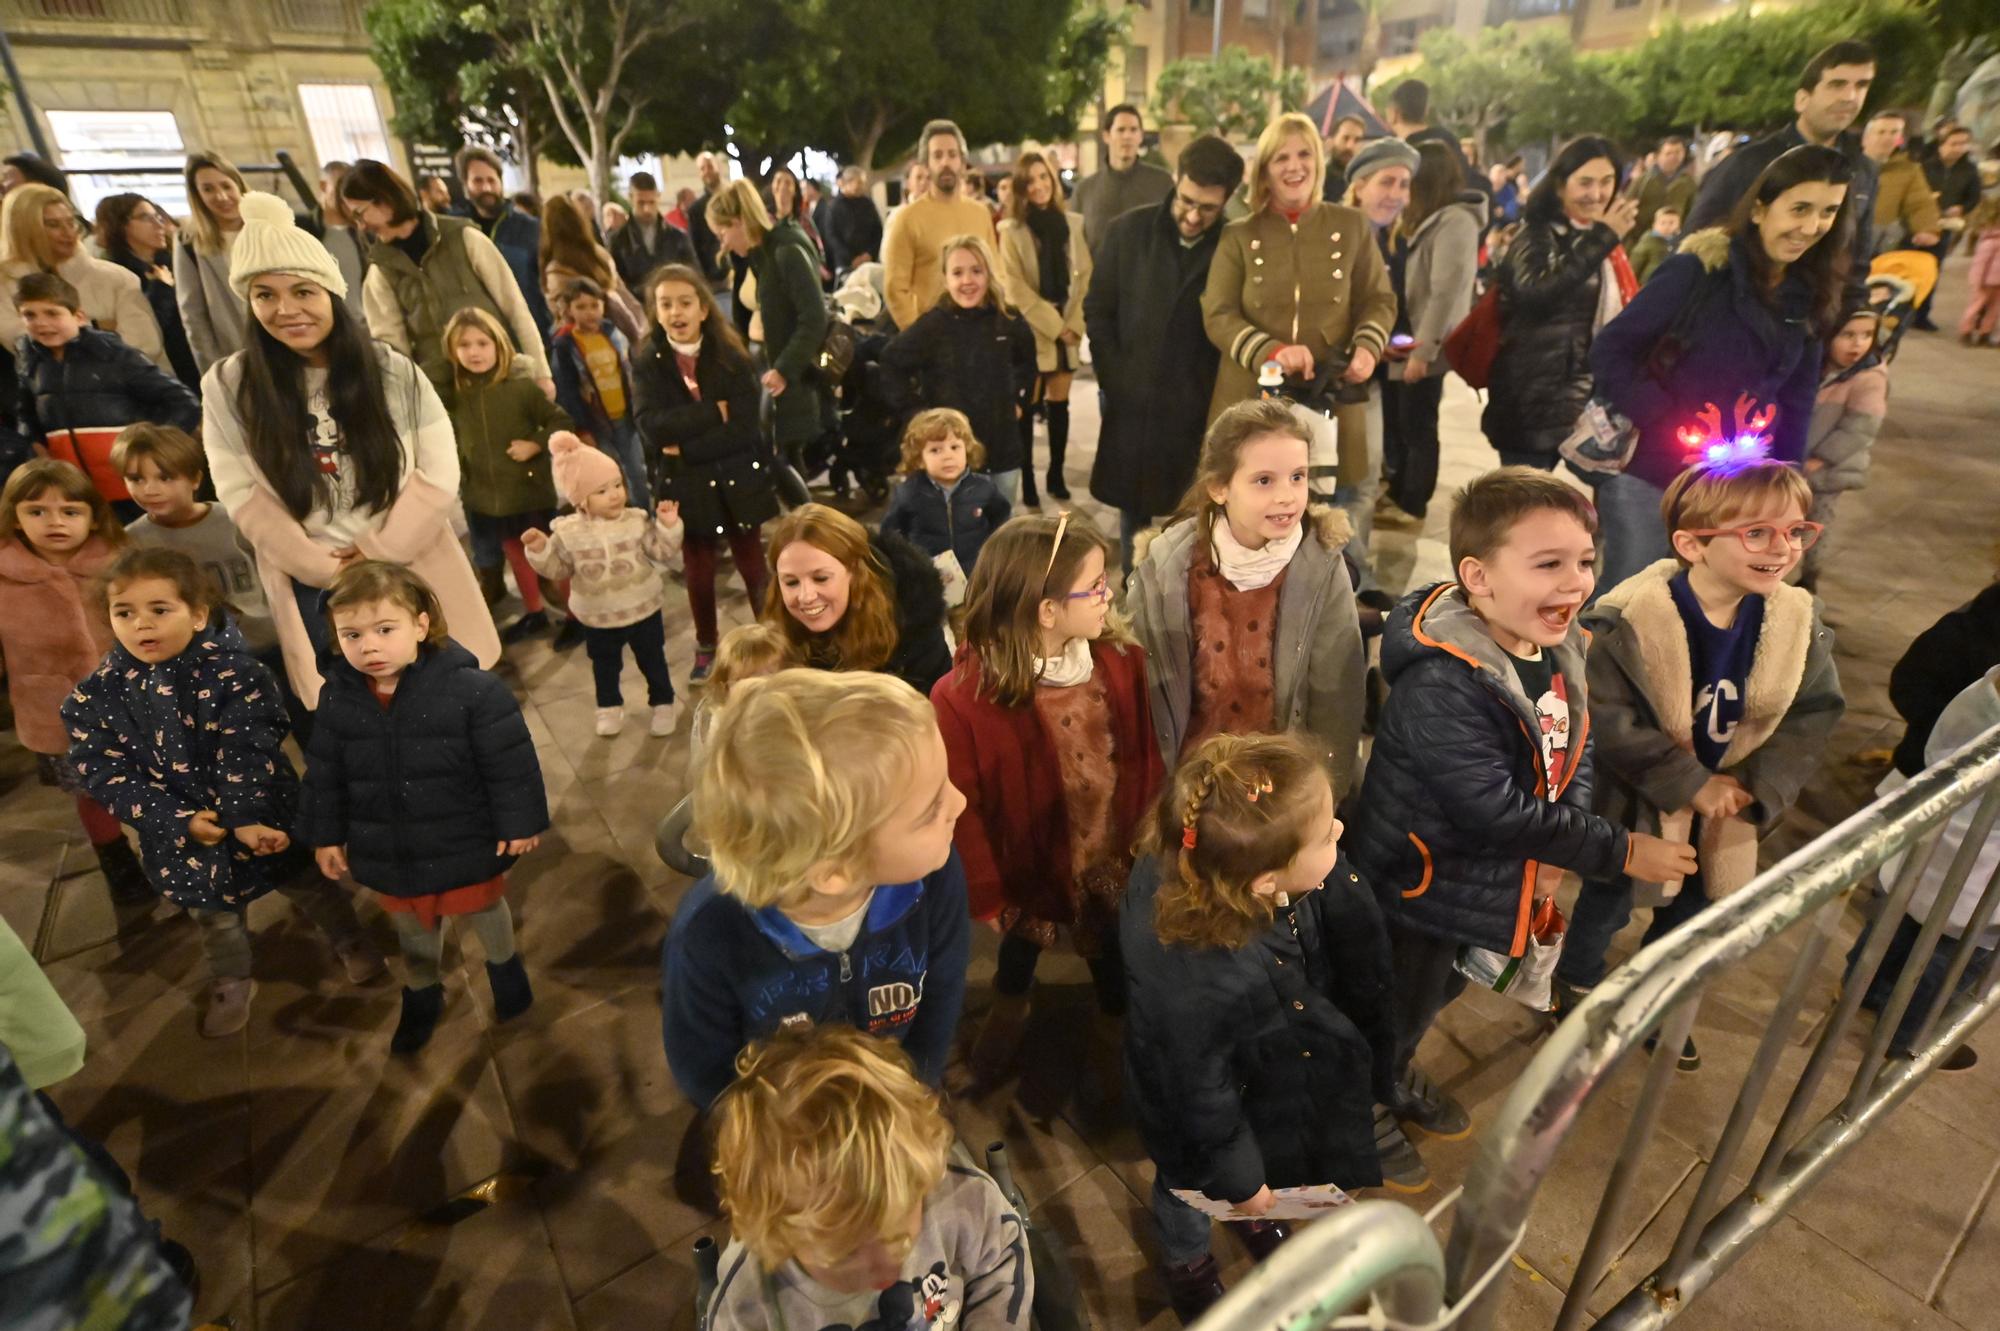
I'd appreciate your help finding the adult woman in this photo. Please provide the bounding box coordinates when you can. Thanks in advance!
[767,165,828,274]
[706,179,831,477]
[172,152,252,373]
[0,184,164,367]
[998,149,1091,504]
[340,159,552,397]
[200,192,498,707]
[1588,145,1852,590]
[632,262,779,682]
[1483,136,1639,469]
[1337,138,1417,596]
[538,193,644,342]
[1386,142,1484,519]
[763,502,950,695]
[94,193,200,387]
[1200,111,1397,424]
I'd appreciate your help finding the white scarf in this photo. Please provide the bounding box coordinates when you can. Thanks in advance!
[1212,513,1303,592]
[667,335,702,357]
[1035,636,1095,688]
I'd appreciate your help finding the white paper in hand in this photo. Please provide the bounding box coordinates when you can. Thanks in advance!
[933,549,967,607]
[1169,1183,1354,1222]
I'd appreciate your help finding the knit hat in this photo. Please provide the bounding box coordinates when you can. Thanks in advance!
[548,430,624,507]
[1345,137,1421,189]
[228,191,348,301]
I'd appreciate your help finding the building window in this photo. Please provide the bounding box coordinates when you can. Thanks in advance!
[1613,0,1642,8]
[297,83,390,168]
[44,109,186,217]
[1123,45,1151,101]
[1487,0,1573,17]
[1243,0,1271,16]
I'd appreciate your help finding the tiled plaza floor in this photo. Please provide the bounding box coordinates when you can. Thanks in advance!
[8,280,1999,1330]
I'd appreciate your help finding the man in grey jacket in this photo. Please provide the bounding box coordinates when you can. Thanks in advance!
[1072,104,1174,251]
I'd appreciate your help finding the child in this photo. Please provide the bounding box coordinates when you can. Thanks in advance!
[441,306,576,645]
[1557,460,1844,1067]
[1959,181,2000,347]
[1627,204,1682,286]
[1349,470,1695,1129]
[62,548,383,1037]
[1128,397,1368,798]
[687,622,794,779]
[661,667,970,1112]
[880,407,1011,605]
[879,236,1037,506]
[9,273,200,520]
[0,459,148,903]
[551,276,650,508]
[706,1025,1033,1331]
[1123,731,1398,1324]
[296,560,549,1053]
[931,513,1161,1096]
[1802,305,1889,591]
[521,431,683,738]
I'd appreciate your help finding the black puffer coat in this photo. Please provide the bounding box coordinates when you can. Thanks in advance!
[873,528,952,694]
[296,640,548,897]
[1350,583,1628,956]
[1122,853,1395,1201]
[878,303,1036,473]
[1482,218,1622,460]
[632,328,780,540]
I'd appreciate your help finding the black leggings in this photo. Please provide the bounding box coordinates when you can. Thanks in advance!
[993,931,1127,1016]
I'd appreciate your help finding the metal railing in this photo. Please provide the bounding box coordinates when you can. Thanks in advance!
[1184,720,2000,1330]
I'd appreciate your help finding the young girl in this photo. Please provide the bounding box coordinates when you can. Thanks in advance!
[686,621,793,780]
[1959,181,2000,347]
[1802,304,1889,592]
[297,561,549,1054]
[879,407,1011,606]
[63,548,382,1037]
[879,235,1037,505]
[522,431,684,738]
[931,513,1161,1099]
[442,306,576,644]
[1122,731,1399,1324]
[0,460,147,903]
[1129,397,1368,797]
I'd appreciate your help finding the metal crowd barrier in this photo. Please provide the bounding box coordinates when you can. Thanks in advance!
[1189,721,2000,1330]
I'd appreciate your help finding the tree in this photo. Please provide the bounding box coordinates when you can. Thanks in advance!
[1153,44,1308,140]
[365,0,556,189]
[1378,26,1551,160]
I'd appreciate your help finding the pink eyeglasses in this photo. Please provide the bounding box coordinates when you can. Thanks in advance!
[1683,520,1825,552]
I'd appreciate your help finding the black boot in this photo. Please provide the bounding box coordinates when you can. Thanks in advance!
[1044,400,1071,499]
[486,954,534,1022]
[390,983,445,1054]
[1225,1218,1293,1262]
[501,609,549,644]
[1018,408,1040,508]
[95,836,154,905]
[474,563,507,608]
[1162,1251,1226,1325]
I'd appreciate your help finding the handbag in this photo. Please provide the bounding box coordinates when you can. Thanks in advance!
[817,308,859,382]
[1455,896,1567,1011]
[1442,283,1503,389]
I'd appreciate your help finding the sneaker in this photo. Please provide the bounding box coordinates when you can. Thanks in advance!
[332,936,388,985]
[1374,1105,1432,1193]
[200,977,255,1038]
[595,707,623,737]
[650,702,679,737]
[689,647,716,684]
[1389,1065,1471,1139]
[1644,1032,1701,1071]
[552,616,587,651]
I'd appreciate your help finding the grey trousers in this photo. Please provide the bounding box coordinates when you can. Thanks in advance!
[389,900,517,989]
[191,875,364,981]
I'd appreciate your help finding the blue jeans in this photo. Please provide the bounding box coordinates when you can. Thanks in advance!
[1558,870,1712,990]
[1846,914,1994,1055]
[988,468,1022,507]
[1587,469,1672,601]
[602,418,651,508]
[1150,1174,1214,1267]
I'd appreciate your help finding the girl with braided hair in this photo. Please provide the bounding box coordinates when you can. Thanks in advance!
[1119,731,1403,1324]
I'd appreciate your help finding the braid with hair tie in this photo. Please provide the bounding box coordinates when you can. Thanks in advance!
[1179,760,1224,853]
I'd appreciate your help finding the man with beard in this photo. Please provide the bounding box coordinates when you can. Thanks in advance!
[609,169,697,292]
[451,145,552,343]
[882,119,999,329]
[1321,114,1366,203]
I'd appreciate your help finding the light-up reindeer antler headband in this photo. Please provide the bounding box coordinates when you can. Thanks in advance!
[1676,392,1779,471]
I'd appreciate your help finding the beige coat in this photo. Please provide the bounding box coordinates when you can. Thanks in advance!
[997,212,1091,374]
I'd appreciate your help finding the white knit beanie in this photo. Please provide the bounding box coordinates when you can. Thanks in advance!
[228,191,349,301]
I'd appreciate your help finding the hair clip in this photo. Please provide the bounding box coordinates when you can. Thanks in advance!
[1245,777,1275,803]
[1181,826,1198,851]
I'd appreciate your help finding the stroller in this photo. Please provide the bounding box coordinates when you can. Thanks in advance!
[785,263,903,505]
[1867,249,1938,364]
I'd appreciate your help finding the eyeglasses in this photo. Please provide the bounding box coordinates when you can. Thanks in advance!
[1065,576,1111,604]
[1684,520,1824,552]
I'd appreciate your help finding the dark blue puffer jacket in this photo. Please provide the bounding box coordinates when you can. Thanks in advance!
[295,639,548,896]
[13,327,201,496]
[879,470,1011,578]
[1349,583,1628,955]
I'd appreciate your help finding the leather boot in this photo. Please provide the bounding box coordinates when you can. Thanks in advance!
[1161,1252,1225,1325]
[1044,400,1071,499]
[1017,408,1040,507]
[486,954,534,1022]
[390,984,445,1054]
[475,563,507,608]
[1224,1218,1293,1262]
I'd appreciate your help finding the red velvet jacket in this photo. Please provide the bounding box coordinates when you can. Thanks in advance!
[931,639,1163,927]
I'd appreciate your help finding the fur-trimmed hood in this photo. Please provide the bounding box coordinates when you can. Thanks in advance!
[1678,226,1732,272]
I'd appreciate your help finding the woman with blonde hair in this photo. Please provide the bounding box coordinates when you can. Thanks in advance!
[172,151,257,372]
[538,192,644,341]
[0,183,165,367]
[762,501,951,693]
[998,149,1091,505]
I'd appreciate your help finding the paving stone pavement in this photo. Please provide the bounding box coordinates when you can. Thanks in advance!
[7,278,1998,1330]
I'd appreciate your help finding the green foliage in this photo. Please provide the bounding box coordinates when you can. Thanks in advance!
[1153,44,1308,139]
[364,0,528,150]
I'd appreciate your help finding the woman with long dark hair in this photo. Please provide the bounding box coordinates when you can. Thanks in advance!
[95,193,200,387]
[1587,144,1853,590]
[1483,135,1640,469]
[998,149,1091,505]
[538,192,645,341]
[200,192,498,707]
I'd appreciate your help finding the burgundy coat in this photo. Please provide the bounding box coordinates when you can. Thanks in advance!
[931,639,1163,933]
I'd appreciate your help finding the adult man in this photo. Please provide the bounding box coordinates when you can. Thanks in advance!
[1863,111,1941,254]
[1687,39,1879,271]
[685,151,729,286]
[806,178,834,250]
[824,164,883,272]
[1321,114,1366,203]
[1384,80,1476,190]
[417,172,453,214]
[1627,135,1696,241]
[881,119,998,329]
[314,160,369,317]
[1072,103,1174,250]
[451,145,552,342]
[1084,135,1246,569]
[1912,123,1982,329]
[609,169,697,292]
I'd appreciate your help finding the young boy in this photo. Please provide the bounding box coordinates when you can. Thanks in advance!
[10,273,200,518]
[117,424,275,654]
[1351,469,1696,1131]
[707,1025,1032,1331]
[1556,459,1843,1066]
[550,277,648,509]
[879,407,1011,605]
[661,667,971,1111]
[1627,205,1682,286]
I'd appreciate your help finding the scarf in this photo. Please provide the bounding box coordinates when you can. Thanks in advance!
[1026,204,1070,310]
[1035,636,1095,688]
[1212,512,1303,592]
[1597,243,1640,332]
[668,335,702,397]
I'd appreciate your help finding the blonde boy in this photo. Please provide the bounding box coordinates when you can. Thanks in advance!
[661,668,970,1110]
[707,1026,1033,1330]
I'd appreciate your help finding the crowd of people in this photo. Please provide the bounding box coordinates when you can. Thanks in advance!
[3,30,2000,1331]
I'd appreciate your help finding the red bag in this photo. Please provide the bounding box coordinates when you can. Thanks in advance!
[1443,284,1504,390]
